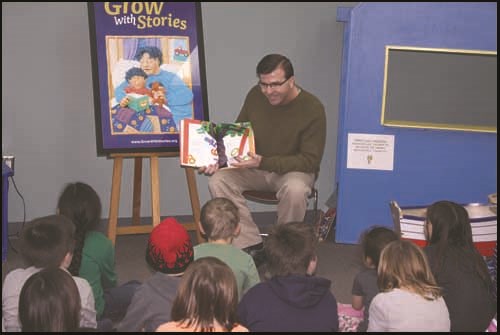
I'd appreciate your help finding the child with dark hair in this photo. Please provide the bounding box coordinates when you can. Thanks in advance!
[351,226,399,331]
[368,239,450,331]
[19,267,82,332]
[57,182,140,326]
[237,221,338,332]
[2,215,97,331]
[118,217,194,332]
[123,67,151,97]
[156,256,248,332]
[195,197,260,300]
[424,200,496,331]
[114,66,154,132]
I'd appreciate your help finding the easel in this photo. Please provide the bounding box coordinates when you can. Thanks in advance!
[107,152,204,246]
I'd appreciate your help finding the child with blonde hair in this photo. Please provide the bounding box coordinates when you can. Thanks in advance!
[195,197,260,300]
[367,239,450,331]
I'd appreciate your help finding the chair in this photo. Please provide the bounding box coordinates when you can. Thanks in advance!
[242,187,319,228]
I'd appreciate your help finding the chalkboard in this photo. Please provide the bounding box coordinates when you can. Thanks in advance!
[381,46,497,133]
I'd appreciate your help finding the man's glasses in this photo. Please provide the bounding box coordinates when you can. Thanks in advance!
[258,77,290,90]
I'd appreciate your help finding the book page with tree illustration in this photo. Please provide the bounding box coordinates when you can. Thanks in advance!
[180,119,255,168]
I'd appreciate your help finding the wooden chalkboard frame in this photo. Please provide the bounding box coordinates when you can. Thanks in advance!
[381,46,497,133]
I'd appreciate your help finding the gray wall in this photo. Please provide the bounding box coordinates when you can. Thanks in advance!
[2,2,353,224]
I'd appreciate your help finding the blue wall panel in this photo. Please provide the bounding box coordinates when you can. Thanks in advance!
[335,3,497,244]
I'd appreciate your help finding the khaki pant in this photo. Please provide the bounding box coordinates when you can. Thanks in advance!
[208,168,315,249]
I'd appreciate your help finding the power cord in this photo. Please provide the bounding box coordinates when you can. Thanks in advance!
[7,175,26,254]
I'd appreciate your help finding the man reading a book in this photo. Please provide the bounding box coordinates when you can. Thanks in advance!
[199,54,326,261]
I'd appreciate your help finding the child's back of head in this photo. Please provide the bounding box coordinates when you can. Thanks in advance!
[361,226,399,268]
[426,200,474,249]
[168,256,241,332]
[146,217,194,275]
[20,214,76,268]
[367,240,451,332]
[57,181,102,275]
[350,226,399,331]
[19,267,81,332]
[237,222,339,332]
[265,221,316,277]
[425,200,495,332]
[425,200,490,282]
[57,182,101,232]
[200,197,239,242]
[378,239,441,300]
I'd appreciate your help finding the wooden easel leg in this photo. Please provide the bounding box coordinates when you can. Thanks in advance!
[108,154,203,246]
[108,156,123,246]
[185,167,204,244]
[150,155,160,227]
[132,157,142,226]
[113,155,154,236]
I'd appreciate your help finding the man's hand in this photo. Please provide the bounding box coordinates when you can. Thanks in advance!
[198,163,219,176]
[197,152,261,175]
[231,152,262,169]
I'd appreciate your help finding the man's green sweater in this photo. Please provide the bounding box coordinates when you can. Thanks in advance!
[237,85,326,175]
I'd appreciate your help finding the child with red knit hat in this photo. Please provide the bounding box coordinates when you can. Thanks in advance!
[117,217,194,332]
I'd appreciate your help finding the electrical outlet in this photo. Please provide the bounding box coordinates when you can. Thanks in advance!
[3,154,15,172]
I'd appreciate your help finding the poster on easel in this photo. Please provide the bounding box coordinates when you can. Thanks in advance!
[88,2,209,156]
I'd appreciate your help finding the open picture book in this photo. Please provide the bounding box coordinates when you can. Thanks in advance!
[180,118,255,168]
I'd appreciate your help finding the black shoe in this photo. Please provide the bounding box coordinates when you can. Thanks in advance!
[242,242,267,267]
[242,242,264,256]
[251,248,267,268]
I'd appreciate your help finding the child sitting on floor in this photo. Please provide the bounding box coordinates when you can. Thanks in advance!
[57,182,141,327]
[367,239,450,331]
[350,226,399,331]
[237,221,339,332]
[156,256,248,332]
[2,215,97,331]
[194,197,260,300]
[424,200,496,331]
[19,267,84,332]
[118,217,194,332]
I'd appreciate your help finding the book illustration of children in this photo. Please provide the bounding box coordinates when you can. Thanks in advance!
[111,67,153,133]
[113,46,194,130]
[121,67,152,114]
